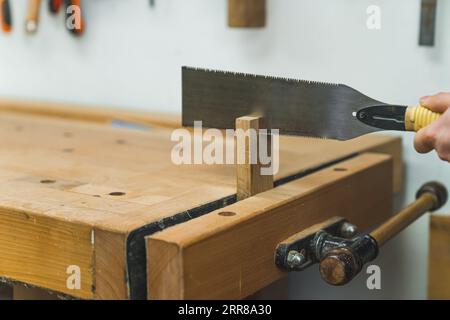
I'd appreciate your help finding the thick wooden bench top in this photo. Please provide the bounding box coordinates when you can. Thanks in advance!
[0,101,402,299]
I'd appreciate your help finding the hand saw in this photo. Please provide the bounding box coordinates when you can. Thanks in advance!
[182,67,442,140]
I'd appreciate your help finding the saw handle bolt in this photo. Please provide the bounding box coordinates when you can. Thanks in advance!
[358,111,367,119]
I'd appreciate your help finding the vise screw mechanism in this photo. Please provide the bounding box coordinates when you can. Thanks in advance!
[275,181,447,286]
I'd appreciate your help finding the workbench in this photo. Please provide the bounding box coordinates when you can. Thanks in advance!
[0,98,403,300]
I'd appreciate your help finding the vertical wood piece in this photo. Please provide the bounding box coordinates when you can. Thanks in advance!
[428,214,450,299]
[235,116,273,201]
[147,153,394,300]
[228,0,266,28]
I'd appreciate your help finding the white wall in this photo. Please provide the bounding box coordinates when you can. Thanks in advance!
[1,0,449,299]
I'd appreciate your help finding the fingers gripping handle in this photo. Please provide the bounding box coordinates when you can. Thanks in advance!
[405,105,442,132]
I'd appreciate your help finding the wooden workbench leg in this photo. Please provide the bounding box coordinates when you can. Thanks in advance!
[0,283,13,300]
[13,285,59,300]
[236,116,273,201]
[428,214,450,299]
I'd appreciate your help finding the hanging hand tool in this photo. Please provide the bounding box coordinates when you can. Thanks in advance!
[182,67,442,140]
[228,0,266,28]
[49,0,62,14]
[0,0,12,33]
[275,181,448,285]
[65,0,84,35]
[419,0,437,46]
[25,0,41,34]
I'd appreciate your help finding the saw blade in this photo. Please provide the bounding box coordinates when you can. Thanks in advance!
[182,67,386,140]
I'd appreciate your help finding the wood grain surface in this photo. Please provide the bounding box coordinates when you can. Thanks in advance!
[0,100,403,299]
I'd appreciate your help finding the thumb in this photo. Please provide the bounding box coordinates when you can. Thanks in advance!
[420,92,450,113]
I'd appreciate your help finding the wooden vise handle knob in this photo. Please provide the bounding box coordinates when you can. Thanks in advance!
[319,248,363,286]
[319,181,447,286]
[228,0,266,28]
[416,181,448,210]
[319,235,378,286]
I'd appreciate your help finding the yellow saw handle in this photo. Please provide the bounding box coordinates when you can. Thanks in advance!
[405,105,441,132]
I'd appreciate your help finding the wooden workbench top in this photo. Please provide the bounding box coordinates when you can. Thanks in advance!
[0,101,403,299]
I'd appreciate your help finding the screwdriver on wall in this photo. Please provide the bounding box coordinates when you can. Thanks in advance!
[0,0,12,33]
[49,0,62,14]
[25,0,41,34]
[65,0,84,35]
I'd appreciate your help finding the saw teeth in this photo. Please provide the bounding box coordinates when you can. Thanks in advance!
[182,66,341,87]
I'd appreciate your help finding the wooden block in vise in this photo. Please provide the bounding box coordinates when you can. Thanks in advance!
[228,0,266,28]
[147,153,394,299]
[236,116,274,201]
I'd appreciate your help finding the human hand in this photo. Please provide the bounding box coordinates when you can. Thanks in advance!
[414,92,450,162]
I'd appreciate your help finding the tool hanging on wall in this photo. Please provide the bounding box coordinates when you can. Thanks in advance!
[228,0,266,28]
[49,0,62,14]
[1,0,84,36]
[419,0,437,46]
[0,0,12,33]
[65,0,84,35]
[25,0,41,34]
[276,181,448,286]
[149,0,155,7]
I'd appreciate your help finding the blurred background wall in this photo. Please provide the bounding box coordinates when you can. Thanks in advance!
[0,0,449,299]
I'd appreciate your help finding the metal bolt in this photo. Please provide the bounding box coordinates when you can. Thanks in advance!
[358,111,367,119]
[286,250,306,269]
[341,222,358,238]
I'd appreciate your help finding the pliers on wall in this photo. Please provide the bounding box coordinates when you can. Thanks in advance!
[0,0,12,33]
